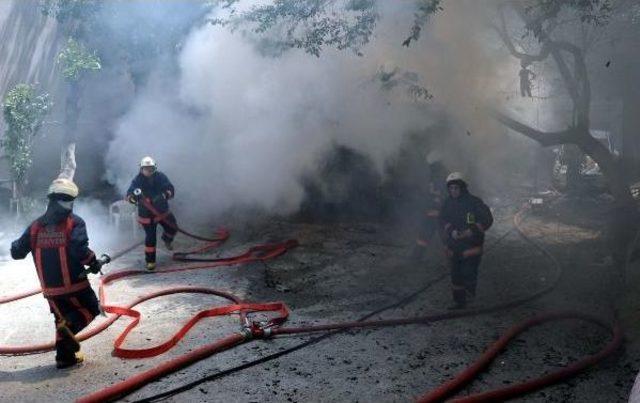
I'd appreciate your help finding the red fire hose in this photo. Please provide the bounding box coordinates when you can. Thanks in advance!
[138,197,228,243]
[0,234,298,355]
[0,288,41,304]
[0,204,622,403]
[77,333,247,403]
[417,312,623,403]
[84,205,620,402]
[76,333,246,403]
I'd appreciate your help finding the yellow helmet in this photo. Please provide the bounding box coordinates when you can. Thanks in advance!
[48,178,79,198]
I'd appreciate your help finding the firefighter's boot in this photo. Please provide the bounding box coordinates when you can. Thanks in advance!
[56,351,85,369]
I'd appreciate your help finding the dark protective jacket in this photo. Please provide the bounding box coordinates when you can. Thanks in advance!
[11,206,97,297]
[126,171,175,224]
[439,189,493,258]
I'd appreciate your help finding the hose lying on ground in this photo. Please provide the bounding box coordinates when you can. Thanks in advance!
[0,204,622,403]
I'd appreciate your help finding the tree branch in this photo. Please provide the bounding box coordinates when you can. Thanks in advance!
[553,40,591,127]
[495,5,552,63]
[510,3,590,128]
[489,109,575,147]
[509,4,581,101]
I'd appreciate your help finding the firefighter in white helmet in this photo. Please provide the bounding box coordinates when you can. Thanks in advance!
[11,178,106,368]
[439,172,493,309]
[126,156,178,270]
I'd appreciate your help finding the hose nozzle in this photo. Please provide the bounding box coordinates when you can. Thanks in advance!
[98,254,111,265]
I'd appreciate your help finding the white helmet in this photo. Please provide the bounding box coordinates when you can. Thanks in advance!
[140,156,157,169]
[446,172,466,185]
[48,178,79,198]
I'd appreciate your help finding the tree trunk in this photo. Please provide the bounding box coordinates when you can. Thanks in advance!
[576,130,638,274]
[58,143,76,181]
[577,130,634,206]
[622,90,640,179]
[563,145,583,194]
[60,79,81,182]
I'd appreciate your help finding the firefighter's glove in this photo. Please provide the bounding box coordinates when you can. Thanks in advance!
[452,229,472,240]
[88,261,101,274]
[10,243,21,260]
[469,225,482,237]
[460,229,473,238]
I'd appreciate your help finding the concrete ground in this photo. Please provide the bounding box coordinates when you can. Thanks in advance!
[0,195,637,402]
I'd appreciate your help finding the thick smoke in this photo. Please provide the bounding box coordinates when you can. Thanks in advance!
[104,4,432,220]
[104,0,542,221]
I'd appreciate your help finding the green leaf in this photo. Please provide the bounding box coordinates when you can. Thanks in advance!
[57,37,102,81]
[1,84,52,185]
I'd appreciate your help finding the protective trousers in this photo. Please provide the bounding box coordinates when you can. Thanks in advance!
[143,213,178,263]
[450,255,481,306]
[48,289,100,362]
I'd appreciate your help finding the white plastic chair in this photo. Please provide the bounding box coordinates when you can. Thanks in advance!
[109,200,139,237]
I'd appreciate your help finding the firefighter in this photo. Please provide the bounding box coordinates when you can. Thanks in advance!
[126,156,177,271]
[10,178,106,369]
[439,172,493,309]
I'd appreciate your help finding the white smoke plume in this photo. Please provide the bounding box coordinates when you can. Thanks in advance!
[105,5,434,220]
[104,0,541,221]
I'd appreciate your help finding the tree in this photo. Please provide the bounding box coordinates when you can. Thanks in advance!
[488,1,640,269]
[209,0,443,57]
[40,0,101,37]
[41,0,208,185]
[41,1,103,181]
[56,37,102,180]
[489,1,633,200]
[57,37,101,81]
[45,0,211,91]
[1,84,52,195]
